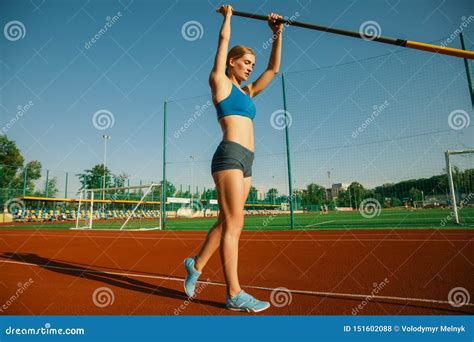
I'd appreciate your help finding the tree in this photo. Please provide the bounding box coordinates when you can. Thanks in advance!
[291,189,304,209]
[13,161,42,194]
[408,187,423,201]
[347,182,366,207]
[266,188,278,203]
[247,186,258,203]
[201,188,217,200]
[32,177,58,197]
[113,172,129,188]
[336,189,351,207]
[151,180,176,200]
[301,183,326,206]
[0,136,42,200]
[175,186,191,198]
[77,164,113,191]
[389,197,402,207]
[0,135,24,189]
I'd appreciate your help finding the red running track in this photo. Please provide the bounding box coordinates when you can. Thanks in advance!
[0,229,472,315]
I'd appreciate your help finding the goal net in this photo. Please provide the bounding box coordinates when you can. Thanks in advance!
[71,183,162,230]
[445,149,474,226]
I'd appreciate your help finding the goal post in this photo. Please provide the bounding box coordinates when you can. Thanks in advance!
[445,149,474,225]
[71,183,162,231]
[74,188,94,229]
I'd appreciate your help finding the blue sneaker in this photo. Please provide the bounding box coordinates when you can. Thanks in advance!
[183,257,201,297]
[226,290,270,313]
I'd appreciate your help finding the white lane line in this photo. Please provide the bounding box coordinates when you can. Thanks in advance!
[0,259,472,308]
[0,233,471,242]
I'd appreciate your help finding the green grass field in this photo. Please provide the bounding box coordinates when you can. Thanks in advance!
[1,208,473,230]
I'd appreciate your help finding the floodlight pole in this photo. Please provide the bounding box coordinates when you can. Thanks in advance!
[190,155,194,206]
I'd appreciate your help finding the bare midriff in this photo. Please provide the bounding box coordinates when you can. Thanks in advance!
[218,115,254,152]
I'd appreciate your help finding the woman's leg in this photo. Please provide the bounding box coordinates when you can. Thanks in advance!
[212,169,249,297]
[193,215,223,272]
[194,175,252,274]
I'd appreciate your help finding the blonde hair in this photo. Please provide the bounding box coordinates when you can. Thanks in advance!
[226,45,255,76]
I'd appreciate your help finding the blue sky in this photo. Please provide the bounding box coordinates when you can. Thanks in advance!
[1,0,473,196]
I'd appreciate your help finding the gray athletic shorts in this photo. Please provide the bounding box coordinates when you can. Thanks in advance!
[211,140,254,178]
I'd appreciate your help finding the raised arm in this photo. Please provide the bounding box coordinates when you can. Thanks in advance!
[245,13,283,97]
[209,5,233,90]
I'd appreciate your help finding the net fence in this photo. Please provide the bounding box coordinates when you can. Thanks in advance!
[2,33,473,229]
[162,35,474,229]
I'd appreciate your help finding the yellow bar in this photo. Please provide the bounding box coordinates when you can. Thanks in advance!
[21,196,65,201]
[19,196,161,205]
[19,196,278,207]
[406,41,474,60]
[244,203,280,207]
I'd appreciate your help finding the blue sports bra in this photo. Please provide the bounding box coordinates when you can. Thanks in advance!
[215,83,256,120]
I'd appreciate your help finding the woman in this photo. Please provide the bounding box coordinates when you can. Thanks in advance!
[184,4,282,313]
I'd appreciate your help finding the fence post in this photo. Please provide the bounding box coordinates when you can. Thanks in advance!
[161,101,168,230]
[127,179,130,199]
[65,172,68,198]
[282,74,294,229]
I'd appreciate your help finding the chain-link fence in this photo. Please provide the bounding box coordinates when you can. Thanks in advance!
[162,34,474,229]
[2,33,473,229]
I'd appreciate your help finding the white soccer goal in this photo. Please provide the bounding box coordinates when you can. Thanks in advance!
[71,183,162,231]
[445,149,474,225]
